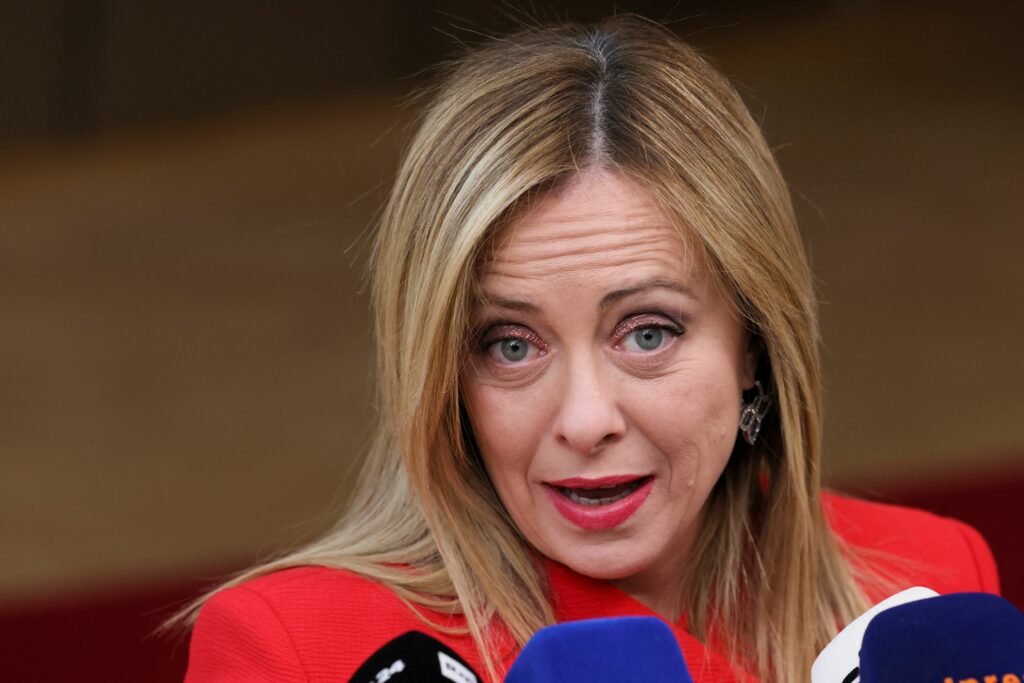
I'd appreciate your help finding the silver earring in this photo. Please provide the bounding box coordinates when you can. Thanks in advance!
[739,380,771,445]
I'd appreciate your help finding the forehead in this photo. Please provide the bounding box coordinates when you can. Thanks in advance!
[478,170,703,293]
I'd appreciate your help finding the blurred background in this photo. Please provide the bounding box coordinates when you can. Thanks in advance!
[1,0,1021,679]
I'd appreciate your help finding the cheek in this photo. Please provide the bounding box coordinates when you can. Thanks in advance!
[461,381,545,487]
[461,381,557,551]
[697,377,742,448]
[639,361,743,468]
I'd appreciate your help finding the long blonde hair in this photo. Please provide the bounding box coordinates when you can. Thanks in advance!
[180,16,871,681]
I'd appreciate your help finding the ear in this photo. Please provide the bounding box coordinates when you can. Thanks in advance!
[741,332,760,391]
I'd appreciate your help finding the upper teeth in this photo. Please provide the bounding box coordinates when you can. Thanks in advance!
[566,489,633,505]
[563,481,641,506]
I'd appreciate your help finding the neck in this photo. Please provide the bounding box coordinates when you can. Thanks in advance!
[611,566,685,622]
[609,519,701,623]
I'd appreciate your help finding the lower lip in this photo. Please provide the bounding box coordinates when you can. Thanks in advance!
[543,478,654,530]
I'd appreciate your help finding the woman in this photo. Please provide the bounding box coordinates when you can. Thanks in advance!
[182,16,998,682]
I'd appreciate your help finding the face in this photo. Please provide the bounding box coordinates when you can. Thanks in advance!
[460,169,757,610]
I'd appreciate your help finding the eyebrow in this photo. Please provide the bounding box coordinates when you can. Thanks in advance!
[481,295,540,313]
[598,277,697,310]
[479,276,697,313]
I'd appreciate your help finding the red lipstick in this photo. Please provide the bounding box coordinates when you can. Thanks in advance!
[548,474,644,488]
[543,475,654,530]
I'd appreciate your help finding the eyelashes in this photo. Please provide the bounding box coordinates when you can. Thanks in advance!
[477,323,547,353]
[474,310,686,366]
[610,313,685,346]
[477,324,548,365]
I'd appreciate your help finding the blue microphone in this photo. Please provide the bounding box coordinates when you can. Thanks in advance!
[859,593,1024,683]
[505,616,693,682]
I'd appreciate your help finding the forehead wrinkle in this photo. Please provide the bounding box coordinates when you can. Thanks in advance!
[496,232,673,270]
[490,214,680,258]
[503,210,671,247]
[482,224,693,280]
[476,177,706,301]
[482,249,693,290]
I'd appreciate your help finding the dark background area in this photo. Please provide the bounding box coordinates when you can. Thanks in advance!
[2,0,806,146]
[1,1,1021,680]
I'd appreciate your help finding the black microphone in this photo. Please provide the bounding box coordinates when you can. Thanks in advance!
[348,631,481,683]
[505,616,693,682]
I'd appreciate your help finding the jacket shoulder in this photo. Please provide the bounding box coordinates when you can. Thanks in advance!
[219,565,420,624]
[186,566,479,682]
[822,492,1000,599]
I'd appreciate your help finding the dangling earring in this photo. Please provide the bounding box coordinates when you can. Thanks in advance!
[739,380,771,445]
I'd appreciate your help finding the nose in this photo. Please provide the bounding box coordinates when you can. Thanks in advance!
[552,352,626,456]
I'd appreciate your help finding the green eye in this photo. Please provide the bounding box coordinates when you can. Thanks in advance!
[632,327,663,351]
[500,338,529,362]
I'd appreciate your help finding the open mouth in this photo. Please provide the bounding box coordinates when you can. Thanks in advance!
[543,475,655,530]
[556,477,650,506]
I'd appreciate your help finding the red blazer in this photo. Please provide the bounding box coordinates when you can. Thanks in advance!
[185,494,1000,682]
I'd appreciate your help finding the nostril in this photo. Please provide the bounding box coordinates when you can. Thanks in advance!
[556,428,622,456]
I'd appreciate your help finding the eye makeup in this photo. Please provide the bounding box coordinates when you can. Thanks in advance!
[475,322,547,353]
[611,311,686,345]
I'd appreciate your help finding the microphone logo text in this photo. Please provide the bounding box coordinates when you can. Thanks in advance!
[372,659,405,683]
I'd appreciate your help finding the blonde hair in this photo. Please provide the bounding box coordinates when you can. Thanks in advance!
[180,16,873,681]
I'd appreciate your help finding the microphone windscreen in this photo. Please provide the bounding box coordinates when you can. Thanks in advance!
[859,592,1024,683]
[505,616,693,683]
[348,631,481,683]
[811,586,938,683]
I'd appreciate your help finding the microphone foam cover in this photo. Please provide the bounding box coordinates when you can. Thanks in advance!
[505,616,693,683]
[812,586,938,683]
[859,592,1024,683]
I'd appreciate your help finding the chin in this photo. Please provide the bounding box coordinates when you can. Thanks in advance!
[554,544,654,581]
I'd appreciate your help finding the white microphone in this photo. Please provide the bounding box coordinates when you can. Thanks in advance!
[811,586,938,683]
